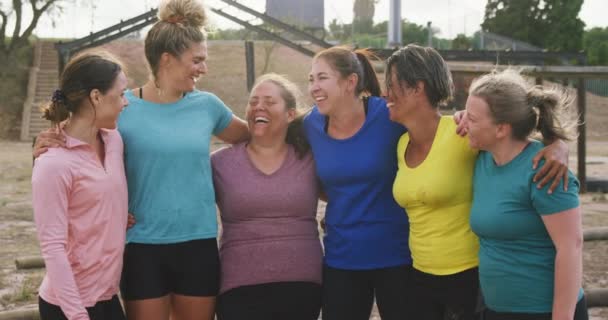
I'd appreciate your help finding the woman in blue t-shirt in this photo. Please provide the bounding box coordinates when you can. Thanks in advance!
[304,46,412,320]
[466,70,588,320]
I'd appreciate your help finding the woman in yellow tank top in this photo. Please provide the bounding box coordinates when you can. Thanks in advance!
[384,44,570,320]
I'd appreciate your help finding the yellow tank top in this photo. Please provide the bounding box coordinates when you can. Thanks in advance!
[393,116,479,275]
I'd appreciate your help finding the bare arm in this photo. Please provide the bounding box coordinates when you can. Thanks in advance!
[215,115,249,144]
[541,207,583,320]
[532,139,569,194]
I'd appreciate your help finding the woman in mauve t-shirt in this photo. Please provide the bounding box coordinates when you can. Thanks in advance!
[211,74,323,320]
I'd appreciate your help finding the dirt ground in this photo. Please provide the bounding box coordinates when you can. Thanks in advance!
[1,138,607,318]
[1,40,607,318]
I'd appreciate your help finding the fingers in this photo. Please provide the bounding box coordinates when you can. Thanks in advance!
[127,214,136,229]
[33,147,48,159]
[456,124,468,137]
[536,163,562,193]
[454,110,469,137]
[453,110,464,124]
[547,166,567,194]
[531,151,543,170]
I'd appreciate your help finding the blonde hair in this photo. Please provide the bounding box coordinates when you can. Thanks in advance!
[251,73,310,158]
[469,69,578,142]
[145,0,208,77]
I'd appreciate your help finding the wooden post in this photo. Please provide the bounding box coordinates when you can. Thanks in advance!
[0,308,39,320]
[245,41,255,92]
[577,77,587,193]
[15,256,45,269]
[586,288,608,308]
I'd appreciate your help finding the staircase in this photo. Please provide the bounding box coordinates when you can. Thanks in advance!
[20,40,59,141]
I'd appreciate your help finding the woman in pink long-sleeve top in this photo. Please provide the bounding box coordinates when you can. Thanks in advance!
[31,51,129,320]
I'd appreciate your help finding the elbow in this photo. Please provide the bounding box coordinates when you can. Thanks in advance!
[39,240,68,260]
[556,235,583,257]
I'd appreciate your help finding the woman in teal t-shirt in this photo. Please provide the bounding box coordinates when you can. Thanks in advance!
[466,70,587,320]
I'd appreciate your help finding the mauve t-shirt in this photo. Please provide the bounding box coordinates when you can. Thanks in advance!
[211,142,322,294]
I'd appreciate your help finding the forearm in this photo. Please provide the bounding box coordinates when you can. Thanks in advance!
[552,245,582,320]
[40,243,90,320]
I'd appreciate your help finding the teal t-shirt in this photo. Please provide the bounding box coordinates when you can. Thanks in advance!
[118,90,233,244]
[470,140,582,313]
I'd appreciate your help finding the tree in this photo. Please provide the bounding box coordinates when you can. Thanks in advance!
[402,20,429,45]
[452,34,472,50]
[353,0,376,34]
[584,27,608,65]
[0,0,64,57]
[482,0,584,51]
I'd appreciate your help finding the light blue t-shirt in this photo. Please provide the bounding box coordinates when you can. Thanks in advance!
[303,96,411,270]
[118,89,233,244]
[470,140,582,313]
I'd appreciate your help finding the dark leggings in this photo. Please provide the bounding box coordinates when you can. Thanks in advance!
[482,296,589,320]
[321,264,413,320]
[39,295,125,320]
[216,281,321,320]
[409,267,480,320]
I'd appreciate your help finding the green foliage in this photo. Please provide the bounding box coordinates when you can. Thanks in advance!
[452,34,473,50]
[482,0,584,51]
[402,20,430,45]
[584,27,608,65]
[0,44,33,139]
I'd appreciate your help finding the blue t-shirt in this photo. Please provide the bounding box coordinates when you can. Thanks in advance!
[118,90,233,244]
[303,96,411,269]
[470,140,582,313]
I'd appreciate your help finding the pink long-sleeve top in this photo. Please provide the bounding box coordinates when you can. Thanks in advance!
[31,129,128,320]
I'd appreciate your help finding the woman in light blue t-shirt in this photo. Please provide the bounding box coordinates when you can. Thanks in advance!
[32,1,249,320]
[466,70,587,320]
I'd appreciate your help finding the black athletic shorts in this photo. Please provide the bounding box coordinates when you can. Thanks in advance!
[39,295,125,320]
[120,238,220,300]
[217,281,322,320]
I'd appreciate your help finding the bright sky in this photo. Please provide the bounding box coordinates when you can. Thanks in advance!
[21,0,608,40]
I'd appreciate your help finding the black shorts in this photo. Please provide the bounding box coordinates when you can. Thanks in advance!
[39,295,125,320]
[482,296,589,320]
[409,267,480,320]
[217,281,321,320]
[322,264,413,320]
[120,238,220,300]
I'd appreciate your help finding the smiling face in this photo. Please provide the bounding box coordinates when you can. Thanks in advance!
[385,66,418,123]
[308,57,351,115]
[246,80,295,140]
[465,94,499,150]
[165,41,208,92]
[94,71,129,130]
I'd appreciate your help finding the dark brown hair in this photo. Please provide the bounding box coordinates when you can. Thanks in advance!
[145,0,207,78]
[385,44,454,107]
[313,46,382,97]
[41,51,123,125]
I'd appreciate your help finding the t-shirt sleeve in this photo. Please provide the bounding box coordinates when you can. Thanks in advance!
[205,92,234,135]
[531,165,580,216]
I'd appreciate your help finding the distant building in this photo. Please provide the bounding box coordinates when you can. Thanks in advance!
[266,0,324,30]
